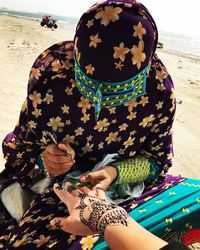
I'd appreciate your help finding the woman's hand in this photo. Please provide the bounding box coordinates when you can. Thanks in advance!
[50,182,108,236]
[42,141,75,176]
[50,183,167,250]
[80,166,118,191]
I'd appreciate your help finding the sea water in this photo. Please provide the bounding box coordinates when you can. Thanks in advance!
[0,8,78,27]
[159,30,200,57]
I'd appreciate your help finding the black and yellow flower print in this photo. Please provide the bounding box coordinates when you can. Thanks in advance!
[0,1,179,249]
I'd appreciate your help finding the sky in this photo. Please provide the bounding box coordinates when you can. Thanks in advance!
[0,0,200,37]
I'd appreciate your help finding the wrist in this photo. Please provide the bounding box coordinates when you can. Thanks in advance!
[101,165,118,183]
[97,207,129,236]
[108,162,119,184]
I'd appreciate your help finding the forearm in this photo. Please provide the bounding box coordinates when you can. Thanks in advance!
[104,217,167,250]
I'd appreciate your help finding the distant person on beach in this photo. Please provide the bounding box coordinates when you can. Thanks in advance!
[0,0,199,249]
[43,15,49,22]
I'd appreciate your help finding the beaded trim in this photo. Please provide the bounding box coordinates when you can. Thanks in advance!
[74,59,149,120]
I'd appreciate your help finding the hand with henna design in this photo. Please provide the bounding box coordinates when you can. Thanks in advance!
[50,183,187,250]
[50,182,128,236]
[80,165,118,191]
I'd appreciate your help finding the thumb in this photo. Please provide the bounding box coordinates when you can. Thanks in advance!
[53,183,70,204]
[57,143,75,161]
[57,143,71,154]
[95,184,107,199]
[80,170,105,183]
[50,217,71,233]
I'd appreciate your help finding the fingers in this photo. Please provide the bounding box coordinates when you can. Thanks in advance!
[46,144,65,156]
[43,163,71,176]
[42,144,75,176]
[80,170,106,183]
[43,145,73,165]
[43,151,72,164]
[54,183,81,199]
[55,181,99,198]
[43,158,72,171]
[50,217,71,232]
[80,167,117,191]
[50,216,93,236]
[58,143,75,161]
[53,183,72,204]
[54,181,106,206]
[66,182,95,197]
[76,181,106,197]
[66,184,80,197]
[77,185,94,196]
[80,172,109,191]
[95,184,107,199]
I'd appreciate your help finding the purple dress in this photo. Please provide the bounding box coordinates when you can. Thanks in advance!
[0,41,182,249]
[0,0,185,248]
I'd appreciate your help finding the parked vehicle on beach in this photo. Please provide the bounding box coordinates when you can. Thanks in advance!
[157,41,164,49]
[40,15,58,29]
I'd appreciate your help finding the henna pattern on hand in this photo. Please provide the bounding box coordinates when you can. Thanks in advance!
[76,193,129,236]
[67,185,77,193]
[54,220,63,230]
[96,186,104,191]
[55,185,63,190]
[97,208,128,236]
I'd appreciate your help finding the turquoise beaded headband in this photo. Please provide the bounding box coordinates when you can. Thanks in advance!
[74,58,149,120]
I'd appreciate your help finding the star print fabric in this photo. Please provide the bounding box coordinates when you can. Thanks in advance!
[2,41,175,190]
[0,0,183,248]
[74,0,157,82]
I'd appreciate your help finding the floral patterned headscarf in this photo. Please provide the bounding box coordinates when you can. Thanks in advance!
[74,0,158,120]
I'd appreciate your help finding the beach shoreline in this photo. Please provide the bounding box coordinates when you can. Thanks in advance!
[0,14,200,178]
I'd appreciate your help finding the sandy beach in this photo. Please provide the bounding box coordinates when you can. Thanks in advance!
[0,14,200,178]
